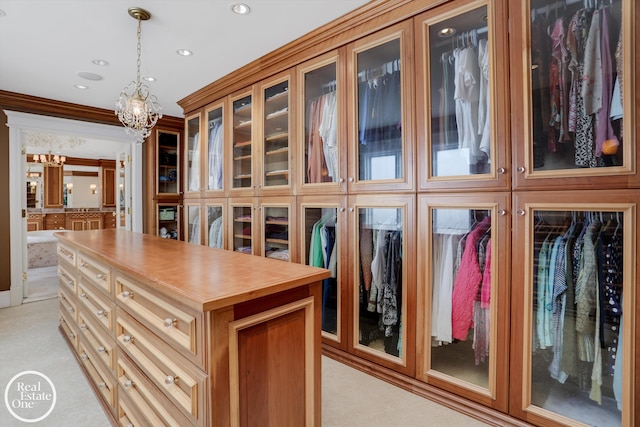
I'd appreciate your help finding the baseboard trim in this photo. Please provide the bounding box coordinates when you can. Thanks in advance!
[0,290,11,308]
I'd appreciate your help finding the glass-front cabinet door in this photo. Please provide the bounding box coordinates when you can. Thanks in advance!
[156,130,180,197]
[229,198,255,255]
[415,0,510,191]
[417,193,510,411]
[229,88,254,195]
[347,21,415,193]
[299,196,347,348]
[205,201,225,249]
[260,198,294,262]
[185,202,202,245]
[205,102,225,195]
[157,203,179,240]
[510,0,637,190]
[348,194,415,375]
[511,190,636,427]
[185,113,202,197]
[297,49,346,194]
[259,72,293,195]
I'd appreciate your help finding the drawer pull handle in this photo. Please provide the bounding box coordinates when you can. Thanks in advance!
[80,323,87,330]
[164,375,178,385]
[124,380,135,389]
[98,382,106,389]
[80,352,88,360]
[163,318,177,328]
[97,346,105,353]
[96,310,105,317]
[123,335,133,343]
[96,273,105,280]
[121,290,133,299]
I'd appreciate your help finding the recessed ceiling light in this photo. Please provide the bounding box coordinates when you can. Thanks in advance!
[75,84,89,90]
[77,71,103,81]
[231,3,250,15]
[177,49,193,56]
[142,76,156,82]
[92,59,109,66]
[438,27,456,37]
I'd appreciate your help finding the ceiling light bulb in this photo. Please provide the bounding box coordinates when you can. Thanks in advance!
[75,84,89,90]
[142,76,156,82]
[231,3,250,14]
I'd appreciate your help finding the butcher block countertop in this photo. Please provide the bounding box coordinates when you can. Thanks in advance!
[55,229,330,312]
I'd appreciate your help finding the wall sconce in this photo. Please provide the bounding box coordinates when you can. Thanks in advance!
[66,182,73,194]
[90,184,97,195]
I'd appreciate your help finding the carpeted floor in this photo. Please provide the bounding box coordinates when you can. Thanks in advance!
[0,298,489,427]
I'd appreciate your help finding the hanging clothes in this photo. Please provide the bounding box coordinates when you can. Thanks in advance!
[208,215,223,249]
[451,216,490,341]
[188,132,201,191]
[208,119,223,190]
[318,91,338,181]
[307,95,328,183]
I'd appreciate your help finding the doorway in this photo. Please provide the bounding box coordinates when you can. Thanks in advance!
[5,110,144,306]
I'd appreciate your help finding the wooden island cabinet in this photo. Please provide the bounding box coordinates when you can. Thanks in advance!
[56,229,328,426]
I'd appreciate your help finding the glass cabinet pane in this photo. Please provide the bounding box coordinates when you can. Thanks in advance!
[303,62,339,184]
[357,207,403,358]
[303,206,339,335]
[529,209,624,425]
[263,81,290,188]
[263,205,289,261]
[427,5,491,177]
[430,208,492,388]
[356,39,403,182]
[157,131,179,195]
[207,107,224,191]
[528,0,624,172]
[232,95,253,189]
[206,205,224,249]
[186,115,201,192]
[187,205,201,244]
[157,204,179,240]
[232,204,253,254]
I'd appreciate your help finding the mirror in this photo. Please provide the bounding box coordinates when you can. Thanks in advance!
[63,166,100,208]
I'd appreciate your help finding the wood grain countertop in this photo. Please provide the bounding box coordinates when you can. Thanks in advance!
[55,229,330,312]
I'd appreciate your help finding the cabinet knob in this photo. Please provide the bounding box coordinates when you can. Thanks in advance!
[98,382,106,389]
[347,177,354,182]
[124,379,135,389]
[517,209,526,216]
[516,166,526,173]
[97,346,105,353]
[121,290,133,299]
[96,273,105,280]
[348,208,354,213]
[80,323,87,330]
[96,309,105,317]
[80,293,87,299]
[498,209,506,216]
[164,318,177,328]
[80,352,88,360]
[497,167,506,174]
[68,333,75,339]
[67,307,74,313]
[122,335,133,343]
[164,375,178,385]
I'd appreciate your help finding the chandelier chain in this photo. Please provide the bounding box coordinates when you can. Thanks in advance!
[136,18,142,85]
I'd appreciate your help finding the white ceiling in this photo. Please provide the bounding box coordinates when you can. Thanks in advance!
[0,0,370,157]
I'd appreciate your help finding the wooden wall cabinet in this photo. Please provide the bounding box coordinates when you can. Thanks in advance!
[101,167,116,207]
[160,0,639,425]
[65,211,103,230]
[43,165,63,208]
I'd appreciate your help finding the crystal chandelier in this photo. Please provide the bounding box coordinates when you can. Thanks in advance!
[115,7,162,143]
[33,152,66,167]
